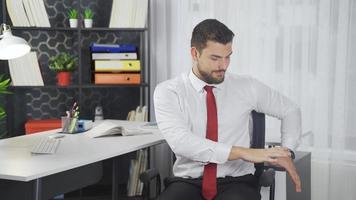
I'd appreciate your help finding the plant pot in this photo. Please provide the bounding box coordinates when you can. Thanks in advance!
[84,19,93,28]
[57,72,71,86]
[69,19,78,28]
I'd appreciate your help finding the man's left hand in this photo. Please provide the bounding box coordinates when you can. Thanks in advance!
[268,156,302,192]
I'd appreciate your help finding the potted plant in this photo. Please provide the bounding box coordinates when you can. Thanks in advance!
[68,9,78,28]
[83,9,94,28]
[49,53,77,86]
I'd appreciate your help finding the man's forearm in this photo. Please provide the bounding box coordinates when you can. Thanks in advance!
[228,146,291,163]
[228,146,244,160]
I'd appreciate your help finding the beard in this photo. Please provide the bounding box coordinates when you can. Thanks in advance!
[197,64,225,84]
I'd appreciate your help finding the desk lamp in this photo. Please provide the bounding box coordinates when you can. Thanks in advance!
[0,23,30,60]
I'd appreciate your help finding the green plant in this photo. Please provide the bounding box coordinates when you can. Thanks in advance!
[49,53,78,72]
[84,9,94,19]
[0,75,11,120]
[68,9,78,19]
[0,75,11,138]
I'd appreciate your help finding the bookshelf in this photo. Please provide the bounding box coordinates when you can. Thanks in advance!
[0,1,151,197]
[0,0,151,137]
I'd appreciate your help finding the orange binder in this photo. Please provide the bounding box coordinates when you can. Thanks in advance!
[25,119,62,134]
[94,73,141,84]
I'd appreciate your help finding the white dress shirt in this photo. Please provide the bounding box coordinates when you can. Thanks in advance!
[154,70,301,178]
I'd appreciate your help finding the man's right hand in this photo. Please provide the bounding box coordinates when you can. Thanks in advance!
[268,156,302,192]
[228,146,291,163]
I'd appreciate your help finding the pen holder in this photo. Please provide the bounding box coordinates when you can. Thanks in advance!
[61,116,78,134]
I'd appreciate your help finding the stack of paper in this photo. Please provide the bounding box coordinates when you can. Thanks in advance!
[6,0,30,26]
[6,0,50,27]
[109,0,148,28]
[8,52,44,86]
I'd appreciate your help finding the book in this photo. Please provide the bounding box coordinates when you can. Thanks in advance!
[94,60,141,72]
[127,149,147,196]
[110,0,133,28]
[94,73,141,84]
[109,0,148,28]
[136,149,147,195]
[127,159,138,196]
[23,0,36,26]
[28,0,41,26]
[90,43,137,53]
[6,0,30,26]
[92,52,137,60]
[85,120,151,138]
[8,52,44,86]
[36,0,51,27]
[133,0,148,28]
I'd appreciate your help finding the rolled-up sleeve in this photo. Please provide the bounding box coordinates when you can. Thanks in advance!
[154,83,231,164]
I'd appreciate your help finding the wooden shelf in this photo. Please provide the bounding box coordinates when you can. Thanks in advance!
[8,83,149,90]
[11,27,148,32]
[12,27,79,31]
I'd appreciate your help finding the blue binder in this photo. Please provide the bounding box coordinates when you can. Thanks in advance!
[90,43,137,53]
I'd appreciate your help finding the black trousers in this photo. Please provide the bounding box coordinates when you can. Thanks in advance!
[157,174,261,200]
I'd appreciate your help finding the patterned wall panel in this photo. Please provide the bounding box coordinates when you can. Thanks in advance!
[7,88,78,135]
[9,86,140,135]
[25,88,79,119]
[45,0,112,28]
[81,88,140,120]
[22,87,139,121]
[12,30,79,85]
[45,0,79,28]
[80,0,112,27]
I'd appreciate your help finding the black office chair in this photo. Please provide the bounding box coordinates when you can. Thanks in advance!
[138,111,277,200]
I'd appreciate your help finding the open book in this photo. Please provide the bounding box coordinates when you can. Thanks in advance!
[85,120,152,138]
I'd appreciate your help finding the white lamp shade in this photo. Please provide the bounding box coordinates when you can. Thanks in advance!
[0,30,31,60]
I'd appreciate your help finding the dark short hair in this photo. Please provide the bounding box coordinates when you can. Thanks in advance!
[191,19,235,52]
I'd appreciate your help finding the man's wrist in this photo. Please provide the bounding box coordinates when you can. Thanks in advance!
[228,146,244,161]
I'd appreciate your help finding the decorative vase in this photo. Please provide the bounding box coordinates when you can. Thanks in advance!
[69,19,78,28]
[84,19,93,28]
[57,72,71,86]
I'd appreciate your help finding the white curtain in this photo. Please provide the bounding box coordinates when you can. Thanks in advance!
[150,0,356,199]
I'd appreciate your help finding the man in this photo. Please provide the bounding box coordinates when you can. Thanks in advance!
[154,19,302,200]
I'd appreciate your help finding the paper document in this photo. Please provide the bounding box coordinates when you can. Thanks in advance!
[85,120,152,138]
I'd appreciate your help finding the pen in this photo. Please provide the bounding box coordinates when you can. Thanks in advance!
[70,102,77,117]
[73,111,80,118]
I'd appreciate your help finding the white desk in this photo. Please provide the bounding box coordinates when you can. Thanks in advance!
[0,120,164,200]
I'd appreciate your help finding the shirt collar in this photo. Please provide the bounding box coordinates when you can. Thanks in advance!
[189,69,225,93]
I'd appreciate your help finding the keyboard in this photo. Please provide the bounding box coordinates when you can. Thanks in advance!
[31,137,61,154]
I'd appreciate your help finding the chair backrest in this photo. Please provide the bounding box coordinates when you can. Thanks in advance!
[250,111,266,178]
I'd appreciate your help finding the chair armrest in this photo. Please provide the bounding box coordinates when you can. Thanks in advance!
[139,168,160,183]
[139,168,161,199]
[259,168,276,187]
[266,142,281,147]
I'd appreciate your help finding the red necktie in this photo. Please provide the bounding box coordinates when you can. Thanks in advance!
[202,85,218,200]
